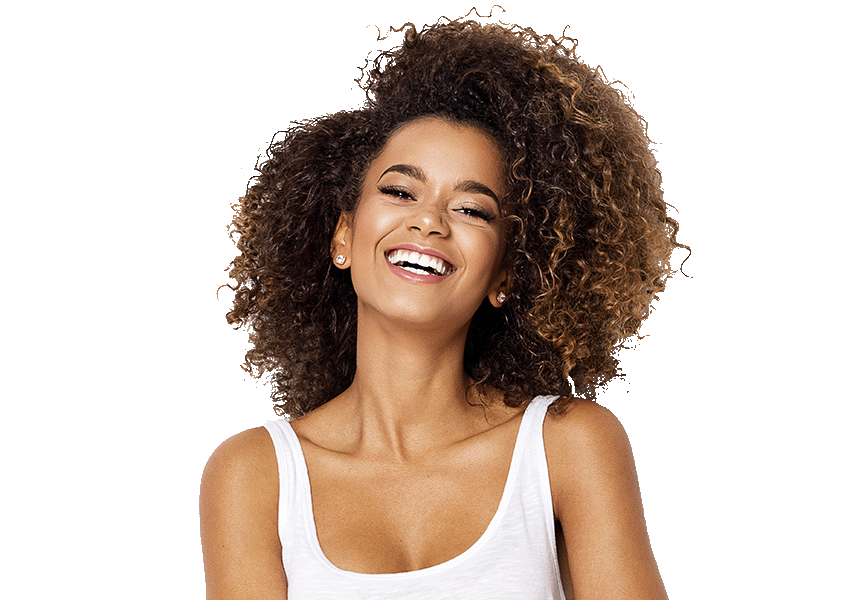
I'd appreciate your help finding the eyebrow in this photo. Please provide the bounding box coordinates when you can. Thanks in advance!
[380,164,427,182]
[456,180,500,204]
[379,164,501,204]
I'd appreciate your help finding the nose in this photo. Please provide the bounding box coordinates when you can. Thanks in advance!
[406,202,449,236]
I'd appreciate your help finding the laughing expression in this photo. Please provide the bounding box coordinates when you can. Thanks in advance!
[334,117,509,329]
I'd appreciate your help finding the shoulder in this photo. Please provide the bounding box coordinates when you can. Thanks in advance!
[544,397,631,461]
[542,399,668,598]
[200,426,280,537]
[543,398,636,509]
[543,397,631,454]
[200,427,288,598]
[201,427,279,497]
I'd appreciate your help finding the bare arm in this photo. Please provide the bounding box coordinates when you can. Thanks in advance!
[545,399,668,600]
[200,427,288,599]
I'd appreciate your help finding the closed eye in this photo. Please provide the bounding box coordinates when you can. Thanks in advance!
[456,206,496,222]
[378,185,415,200]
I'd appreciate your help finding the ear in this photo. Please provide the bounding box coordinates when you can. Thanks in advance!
[331,212,353,269]
[488,267,511,308]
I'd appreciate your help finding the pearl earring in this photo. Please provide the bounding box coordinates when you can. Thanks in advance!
[335,255,346,265]
[497,292,507,304]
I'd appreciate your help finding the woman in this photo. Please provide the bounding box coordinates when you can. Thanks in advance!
[201,16,684,599]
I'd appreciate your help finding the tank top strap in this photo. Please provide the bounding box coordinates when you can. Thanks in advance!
[513,394,561,551]
[263,418,309,533]
[522,394,559,426]
[519,394,559,462]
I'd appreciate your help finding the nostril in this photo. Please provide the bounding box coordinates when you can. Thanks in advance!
[406,213,448,236]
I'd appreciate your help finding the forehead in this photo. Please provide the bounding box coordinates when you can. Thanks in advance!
[367,117,505,188]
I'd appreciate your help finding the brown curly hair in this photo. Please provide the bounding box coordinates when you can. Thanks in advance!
[225,17,687,418]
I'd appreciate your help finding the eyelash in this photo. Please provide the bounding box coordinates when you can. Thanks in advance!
[377,186,496,222]
[378,185,414,200]
[457,206,496,222]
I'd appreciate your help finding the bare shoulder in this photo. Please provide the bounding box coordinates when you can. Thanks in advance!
[543,399,634,487]
[200,428,287,599]
[543,399,639,519]
[543,399,668,600]
[202,427,278,490]
[201,427,280,523]
[543,397,629,441]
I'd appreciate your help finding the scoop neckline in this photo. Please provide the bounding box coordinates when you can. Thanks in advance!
[283,395,548,579]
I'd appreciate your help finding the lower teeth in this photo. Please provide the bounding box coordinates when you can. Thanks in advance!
[399,263,438,275]
[402,265,431,275]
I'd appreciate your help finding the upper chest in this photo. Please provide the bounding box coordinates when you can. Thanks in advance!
[292,415,524,574]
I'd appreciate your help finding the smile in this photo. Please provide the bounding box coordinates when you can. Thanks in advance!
[386,248,455,277]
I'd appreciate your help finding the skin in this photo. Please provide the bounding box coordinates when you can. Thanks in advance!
[200,117,668,599]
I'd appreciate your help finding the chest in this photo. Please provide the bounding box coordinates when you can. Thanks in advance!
[300,432,517,574]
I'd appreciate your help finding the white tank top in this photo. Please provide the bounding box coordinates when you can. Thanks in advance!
[263,395,567,599]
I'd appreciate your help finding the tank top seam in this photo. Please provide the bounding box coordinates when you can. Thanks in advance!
[272,394,554,581]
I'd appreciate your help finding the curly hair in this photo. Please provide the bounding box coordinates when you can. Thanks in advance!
[225,17,687,418]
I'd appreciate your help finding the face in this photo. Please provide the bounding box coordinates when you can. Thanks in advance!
[333,117,509,330]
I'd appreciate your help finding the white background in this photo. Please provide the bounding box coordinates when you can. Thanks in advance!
[2,1,844,598]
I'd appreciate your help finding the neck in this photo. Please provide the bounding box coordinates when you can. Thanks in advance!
[335,307,483,459]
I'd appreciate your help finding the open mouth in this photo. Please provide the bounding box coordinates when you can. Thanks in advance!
[386,248,455,277]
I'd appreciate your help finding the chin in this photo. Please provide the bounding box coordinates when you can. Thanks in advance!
[361,298,478,332]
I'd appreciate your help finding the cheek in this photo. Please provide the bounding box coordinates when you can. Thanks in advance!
[466,230,506,275]
[349,207,385,256]
[347,201,403,275]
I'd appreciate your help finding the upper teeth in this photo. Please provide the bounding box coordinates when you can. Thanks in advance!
[387,249,453,276]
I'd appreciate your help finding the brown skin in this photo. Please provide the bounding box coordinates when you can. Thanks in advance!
[200,428,287,599]
[200,119,668,599]
[200,401,667,599]
[546,400,669,599]
[225,22,688,419]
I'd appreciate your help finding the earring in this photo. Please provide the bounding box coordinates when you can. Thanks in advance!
[497,292,507,304]
[335,255,346,265]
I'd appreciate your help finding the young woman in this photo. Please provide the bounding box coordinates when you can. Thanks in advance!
[201,17,684,599]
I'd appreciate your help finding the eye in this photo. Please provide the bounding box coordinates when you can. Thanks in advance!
[378,185,415,200]
[455,205,496,222]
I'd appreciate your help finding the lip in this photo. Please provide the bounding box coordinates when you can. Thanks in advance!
[384,243,456,285]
